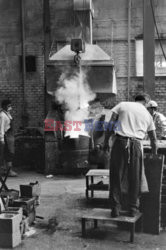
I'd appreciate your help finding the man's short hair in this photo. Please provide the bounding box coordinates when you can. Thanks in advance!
[135,94,150,103]
[1,99,11,109]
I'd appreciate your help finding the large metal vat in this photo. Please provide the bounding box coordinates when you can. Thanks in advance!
[59,135,90,174]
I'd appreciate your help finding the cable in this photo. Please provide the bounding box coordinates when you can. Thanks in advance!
[150,0,166,61]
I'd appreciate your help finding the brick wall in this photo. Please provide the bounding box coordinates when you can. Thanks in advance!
[155,78,166,115]
[0,0,45,132]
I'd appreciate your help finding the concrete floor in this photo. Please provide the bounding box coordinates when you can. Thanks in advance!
[1,171,166,250]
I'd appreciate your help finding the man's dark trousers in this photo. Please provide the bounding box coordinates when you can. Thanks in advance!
[109,136,142,211]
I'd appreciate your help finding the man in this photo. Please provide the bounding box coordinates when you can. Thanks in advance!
[147,100,166,140]
[0,99,18,177]
[104,95,157,217]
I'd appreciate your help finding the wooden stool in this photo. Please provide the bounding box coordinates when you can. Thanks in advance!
[81,208,142,243]
[85,169,109,199]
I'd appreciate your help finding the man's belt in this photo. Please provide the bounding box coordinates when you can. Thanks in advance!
[116,134,142,141]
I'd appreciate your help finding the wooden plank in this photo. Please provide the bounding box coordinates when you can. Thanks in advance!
[86,169,109,176]
[141,154,164,234]
[143,140,166,149]
[82,208,142,223]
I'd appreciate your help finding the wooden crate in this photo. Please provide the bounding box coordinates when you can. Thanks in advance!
[141,154,164,234]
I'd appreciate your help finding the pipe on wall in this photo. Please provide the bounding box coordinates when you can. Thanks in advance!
[89,10,93,44]
[143,0,155,98]
[127,0,132,101]
[43,0,51,116]
[20,0,26,113]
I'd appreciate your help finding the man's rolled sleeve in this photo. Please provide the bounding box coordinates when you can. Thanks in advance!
[147,116,156,132]
[110,103,121,115]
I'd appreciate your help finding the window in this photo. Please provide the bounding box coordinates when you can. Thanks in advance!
[135,38,166,76]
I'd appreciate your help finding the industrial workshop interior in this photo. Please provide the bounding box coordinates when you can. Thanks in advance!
[1,0,166,249]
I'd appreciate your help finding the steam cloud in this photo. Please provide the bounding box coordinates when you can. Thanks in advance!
[55,68,96,138]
